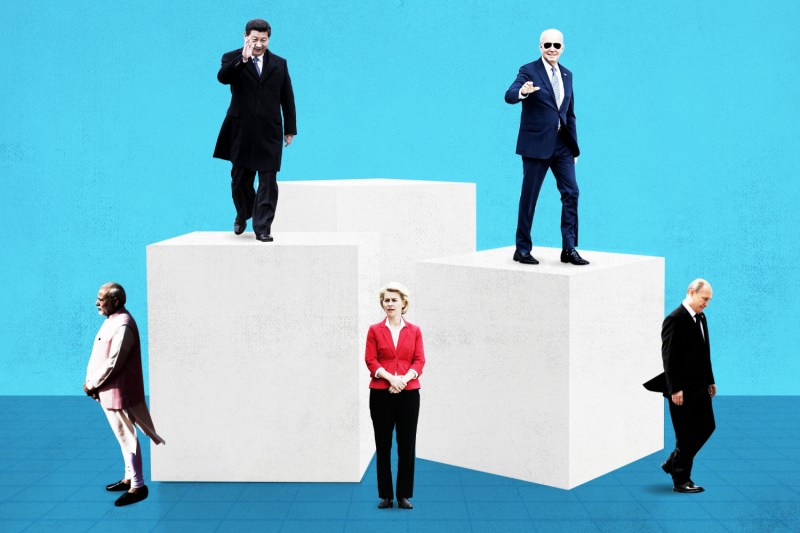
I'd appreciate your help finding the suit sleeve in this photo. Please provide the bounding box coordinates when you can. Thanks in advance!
[217,50,246,85]
[281,60,297,135]
[409,327,425,378]
[85,326,135,390]
[661,315,683,395]
[704,317,715,385]
[504,66,530,104]
[566,88,580,157]
[365,326,382,378]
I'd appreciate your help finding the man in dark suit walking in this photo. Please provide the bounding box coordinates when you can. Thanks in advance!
[214,18,297,242]
[505,28,588,266]
[645,279,717,493]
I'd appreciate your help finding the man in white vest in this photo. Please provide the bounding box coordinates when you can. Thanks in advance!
[84,282,165,506]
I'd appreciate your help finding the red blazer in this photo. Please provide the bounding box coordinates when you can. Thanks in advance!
[365,319,425,390]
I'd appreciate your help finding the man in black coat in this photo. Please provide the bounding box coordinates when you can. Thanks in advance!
[214,18,297,242]
[644,279,716,493]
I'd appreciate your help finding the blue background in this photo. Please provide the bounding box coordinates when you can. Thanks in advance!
[1,0,798,395]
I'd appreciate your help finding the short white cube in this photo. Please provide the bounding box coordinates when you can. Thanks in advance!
[273,179,475,285]
[146,231,379,482]
[414,246,665,489]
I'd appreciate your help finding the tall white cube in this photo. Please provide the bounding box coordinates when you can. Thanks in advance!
[146,231,379,482]
[414,246,665,489]
[273,179,475,285]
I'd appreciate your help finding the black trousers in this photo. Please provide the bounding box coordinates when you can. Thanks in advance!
[230,166,278,235]
[369,388,420,499]
[516,132,579,253]
[666,392,715,484]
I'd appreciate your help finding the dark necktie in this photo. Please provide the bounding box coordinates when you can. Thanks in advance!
[253,56,261,76]
[696,313,705,340]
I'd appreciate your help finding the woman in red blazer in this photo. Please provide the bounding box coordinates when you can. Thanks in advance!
[364,282,425,510]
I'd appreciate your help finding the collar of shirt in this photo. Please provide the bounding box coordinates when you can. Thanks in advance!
[384,317,406,330]
[681,297,698,319]
[541,56,561,78]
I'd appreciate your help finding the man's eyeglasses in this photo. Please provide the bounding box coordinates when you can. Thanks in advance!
[542,42,562,50]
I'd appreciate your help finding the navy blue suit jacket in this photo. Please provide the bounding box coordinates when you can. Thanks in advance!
[505,58,579,159]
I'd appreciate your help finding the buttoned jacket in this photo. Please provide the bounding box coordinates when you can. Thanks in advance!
[365,320,425,390]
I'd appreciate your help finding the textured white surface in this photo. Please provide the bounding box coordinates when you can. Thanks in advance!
[414,246,665,489]
[273,179,475,286]
[146,231,379,481]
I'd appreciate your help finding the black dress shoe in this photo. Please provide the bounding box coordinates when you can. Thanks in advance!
[513,251,539,265]
[377,498,393,509]
[234,220,246,235]
[661,461,672,475]
[560,248,590,265]
[256,234,274,242]
[673,481,704,493]
[106,479,131,492]
[398,498,413,509]
[114,485,149,506]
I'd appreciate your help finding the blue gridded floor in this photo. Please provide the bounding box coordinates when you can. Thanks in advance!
[0,396,798,532]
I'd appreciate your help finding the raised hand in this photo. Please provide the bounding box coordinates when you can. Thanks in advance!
[242,36,254,62]
[521,81,539,95]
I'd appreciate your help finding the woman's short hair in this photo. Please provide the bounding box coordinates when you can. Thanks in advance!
[379,282,411,315]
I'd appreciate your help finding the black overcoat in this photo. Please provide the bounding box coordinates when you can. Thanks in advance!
[213,49,297,172]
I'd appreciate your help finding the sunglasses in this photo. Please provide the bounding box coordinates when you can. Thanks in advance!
[542,42,562,50]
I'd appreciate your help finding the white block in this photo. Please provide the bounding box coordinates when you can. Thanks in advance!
[414,246,665,489]
[273,179,475,285]
[146,231,379,482]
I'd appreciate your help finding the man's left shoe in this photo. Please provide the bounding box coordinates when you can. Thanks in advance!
[673,481,704,493]
[256,234,274,242]
[661,461,673,475]
[114,485,149,506]
[397,498,413,509]
[560,248,589,265]
[234,220,246,235]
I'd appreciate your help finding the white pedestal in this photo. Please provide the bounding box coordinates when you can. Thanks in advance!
[146,231,379,482]
[414,246,665,489]
[273,179,475,285]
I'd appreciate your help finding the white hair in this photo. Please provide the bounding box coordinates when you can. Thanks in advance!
[539,28,564,43]
[687,278,711,293]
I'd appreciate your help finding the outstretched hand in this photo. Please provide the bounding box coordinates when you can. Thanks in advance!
[521,81,539,95]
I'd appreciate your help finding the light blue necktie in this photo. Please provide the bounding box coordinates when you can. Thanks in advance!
[551,66,561,108]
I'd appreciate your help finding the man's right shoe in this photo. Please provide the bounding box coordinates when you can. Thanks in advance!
[377,498,393,509]
[513,251,539,265]
[673,481,704,493]
[661,461,673,475]
[234,220,246,235]
[106,480,131,492]
[256,234,274,242]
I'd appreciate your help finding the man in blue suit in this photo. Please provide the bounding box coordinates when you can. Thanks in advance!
[505,29,588,265]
